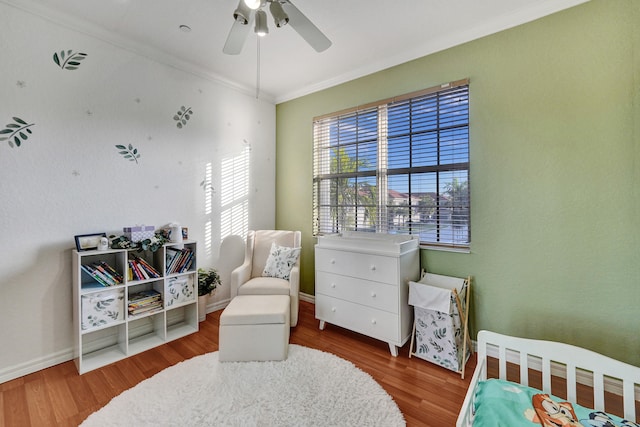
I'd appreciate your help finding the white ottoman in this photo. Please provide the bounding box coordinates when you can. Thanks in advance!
[219,295,290,362]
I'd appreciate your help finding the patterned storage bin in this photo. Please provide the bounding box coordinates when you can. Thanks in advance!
[123,225,155,242]
[165,276,195,307]
[81,289,125,330]
[408,273,471,375]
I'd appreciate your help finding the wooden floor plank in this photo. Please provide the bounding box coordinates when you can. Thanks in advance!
[43,372,78,424]
[81,369,117,406]
[24,378,56,427]
[3,385,30,427]
[0,388,6,427]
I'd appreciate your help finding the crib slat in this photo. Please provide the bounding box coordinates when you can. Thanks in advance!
[623,380,636,421]
[593,370,605,411]
[520,352,528,387]
[499,346,507,380]
[566,364,577,403]
[542,357,551,394]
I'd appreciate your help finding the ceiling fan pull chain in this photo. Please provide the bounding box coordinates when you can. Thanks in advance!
[256,36,261,99]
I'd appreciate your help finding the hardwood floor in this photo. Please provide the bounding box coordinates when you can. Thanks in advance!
[0,301,476,427]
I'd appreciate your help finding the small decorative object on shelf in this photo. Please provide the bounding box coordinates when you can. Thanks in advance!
[74,232,107,251]
[123,225,155,242]
[169,223,183,243]
[97,236,109,251]
[110,231,169,252]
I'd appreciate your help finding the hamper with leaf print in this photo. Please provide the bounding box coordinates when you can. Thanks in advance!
[408,272,472,378]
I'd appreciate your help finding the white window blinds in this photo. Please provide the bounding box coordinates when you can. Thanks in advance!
[313,79,470,248]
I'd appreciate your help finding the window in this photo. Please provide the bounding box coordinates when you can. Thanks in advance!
[313,79,470,249]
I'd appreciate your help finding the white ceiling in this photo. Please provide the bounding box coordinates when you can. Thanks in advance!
[8,0,589,103]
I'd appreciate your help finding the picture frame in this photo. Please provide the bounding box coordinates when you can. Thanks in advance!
[75,232,107,252]
[182,227,189,240]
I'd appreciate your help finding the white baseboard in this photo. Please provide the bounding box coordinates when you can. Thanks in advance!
[299,292,315,304]
[0,348,73,384]
[206,299,230,313]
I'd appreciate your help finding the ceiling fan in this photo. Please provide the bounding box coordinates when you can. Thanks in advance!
[223,0,332,55]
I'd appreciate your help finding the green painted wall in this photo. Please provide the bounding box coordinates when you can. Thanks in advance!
[276,0,639,365]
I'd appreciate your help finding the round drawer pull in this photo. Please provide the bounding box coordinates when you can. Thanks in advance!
[331,307,336,312]
[331,283,336,288]
[371,319,377,325]
[370,265,376,271]
[330,259,336,264]
[371,292,377,298]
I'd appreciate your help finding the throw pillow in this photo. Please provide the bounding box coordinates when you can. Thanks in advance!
[262,242,301,280]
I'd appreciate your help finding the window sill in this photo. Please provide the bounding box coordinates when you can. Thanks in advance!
[419,244,470,254]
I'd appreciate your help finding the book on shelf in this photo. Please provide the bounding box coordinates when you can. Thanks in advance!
[128,290,162,313]
[165,247,181,273]
[81,262,123,287]
[128,295,161,308]
[133,255,160,277]
[135,260,149,279]
[127,289,162,312]
[128,256,161,281]
[128,289,161,302]
[128,303,162,316]
[165,247,194,274]
[81,265,110,286]
[128,261,142,281]
[98,261,124,282]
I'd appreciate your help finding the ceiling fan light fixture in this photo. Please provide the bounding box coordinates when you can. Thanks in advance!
[269,1,289,28]
[244,0,262,10]
[233,1,252,25]
[254,9,269,37]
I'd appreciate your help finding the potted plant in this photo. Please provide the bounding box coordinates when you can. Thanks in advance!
[198,268,221,321]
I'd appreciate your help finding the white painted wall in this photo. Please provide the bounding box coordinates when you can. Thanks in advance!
[0,3,275,382]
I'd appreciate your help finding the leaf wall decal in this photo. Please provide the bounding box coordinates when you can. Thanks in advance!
[173,106,193,129]
[53,50,88,70]
[115,143,141,164]
[0,117,35,148]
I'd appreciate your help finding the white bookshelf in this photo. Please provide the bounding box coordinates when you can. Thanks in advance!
[72,240,198,374]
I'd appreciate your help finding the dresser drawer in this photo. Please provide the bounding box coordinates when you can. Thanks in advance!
[315,248,398,284]
[316,271,398,313]
[316,295,399,343]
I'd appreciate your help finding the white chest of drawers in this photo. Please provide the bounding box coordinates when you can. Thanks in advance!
[315,232,420,356]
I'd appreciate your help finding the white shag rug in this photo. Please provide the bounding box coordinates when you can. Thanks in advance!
[81,344,405,426]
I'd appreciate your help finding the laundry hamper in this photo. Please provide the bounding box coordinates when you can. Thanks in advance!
[408,272,472,378]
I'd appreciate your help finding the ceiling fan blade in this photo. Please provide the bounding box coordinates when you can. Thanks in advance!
[281,1,332,52]
[223,8,253,55]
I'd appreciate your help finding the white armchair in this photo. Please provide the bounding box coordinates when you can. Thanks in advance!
[230,230,302,327]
